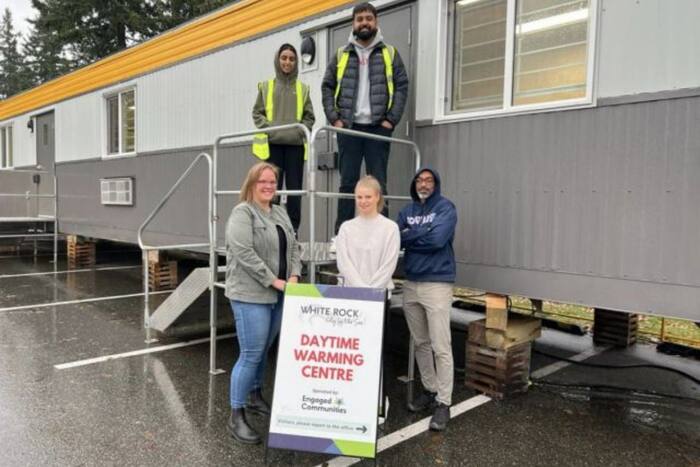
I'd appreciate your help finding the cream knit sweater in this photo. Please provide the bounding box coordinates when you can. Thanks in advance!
[335,213,400,290]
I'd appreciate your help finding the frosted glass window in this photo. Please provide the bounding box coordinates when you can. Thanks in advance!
[121,91,135,153]
[513,0,589,105]
[106,89,135,155]
[448,0,593,114]
[452,0,507,111]
[0,127,12,168]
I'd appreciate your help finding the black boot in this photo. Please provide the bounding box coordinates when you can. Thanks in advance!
[227,408,261,444]
[246,388,271,416]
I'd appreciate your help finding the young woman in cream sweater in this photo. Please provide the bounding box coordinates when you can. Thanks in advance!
[335,175,400,291]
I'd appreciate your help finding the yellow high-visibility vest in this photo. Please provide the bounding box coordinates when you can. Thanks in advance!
[334,45,395,112]
[252,79,310,160]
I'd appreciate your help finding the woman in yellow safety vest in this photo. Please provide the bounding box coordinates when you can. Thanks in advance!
[252,43,315,234]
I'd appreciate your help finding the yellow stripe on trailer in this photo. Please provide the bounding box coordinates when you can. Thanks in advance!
[0,0,354,122]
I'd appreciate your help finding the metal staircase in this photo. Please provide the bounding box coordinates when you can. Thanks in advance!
[148,266,226,332]
[137,123,420,376]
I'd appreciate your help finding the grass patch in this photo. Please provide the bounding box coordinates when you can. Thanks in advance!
[454,287,700,349]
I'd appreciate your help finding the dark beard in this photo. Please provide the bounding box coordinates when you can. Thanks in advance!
[354,27,376,41]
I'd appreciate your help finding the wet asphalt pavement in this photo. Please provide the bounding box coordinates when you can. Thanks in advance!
[0,253,699,466]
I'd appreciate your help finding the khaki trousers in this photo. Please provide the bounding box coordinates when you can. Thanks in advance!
[402,281,454,406]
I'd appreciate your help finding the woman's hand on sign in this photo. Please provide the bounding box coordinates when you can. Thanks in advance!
[272,279,286,291]
[288,276,299,284]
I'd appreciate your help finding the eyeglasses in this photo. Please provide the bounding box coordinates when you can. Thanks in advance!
[415,177,435,185]
[257,180,277,186]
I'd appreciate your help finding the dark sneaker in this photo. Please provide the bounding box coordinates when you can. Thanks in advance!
[407,390,437,413]
[429,403,450,431]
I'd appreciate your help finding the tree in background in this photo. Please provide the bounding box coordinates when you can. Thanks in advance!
[0,8,32,98]
[22,24,71,86]
[1,0,234,98]
[28,0,233,68]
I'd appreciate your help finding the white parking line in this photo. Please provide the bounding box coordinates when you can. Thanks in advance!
[54,333,236,370]
[0,264,140,279]
[0,290,171,313]
[316,345,607,467]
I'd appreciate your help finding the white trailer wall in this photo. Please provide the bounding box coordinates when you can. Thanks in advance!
[415,0,700,122]
[52,0,401,162]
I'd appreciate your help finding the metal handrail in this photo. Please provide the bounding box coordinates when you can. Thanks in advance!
[134,122,422,377]
[205,123,312,375]
[306,125,422,283]
[0,166,58,265]
[136,151,213,344]
[315,191,412,201]
[137,152,213,250]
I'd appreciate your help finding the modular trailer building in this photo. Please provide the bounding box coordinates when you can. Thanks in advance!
[1,0,699,322]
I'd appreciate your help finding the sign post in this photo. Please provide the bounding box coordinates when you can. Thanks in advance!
[267,283,386,459]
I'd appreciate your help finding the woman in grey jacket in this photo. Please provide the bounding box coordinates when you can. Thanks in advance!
[225,162,301,445]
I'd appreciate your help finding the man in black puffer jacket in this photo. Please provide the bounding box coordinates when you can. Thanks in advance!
[321,2,409,233]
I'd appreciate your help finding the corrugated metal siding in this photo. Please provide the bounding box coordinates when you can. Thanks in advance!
[138,26,302,153]
[0,118,36,168]
[55,92,105,162]
[50,14,332,159]
[416,96,700,319]
[56,144,263,246]
[0,0,353,122]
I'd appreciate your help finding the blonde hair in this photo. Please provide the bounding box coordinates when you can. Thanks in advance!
[239,162,279,203]
[355,175,384,212]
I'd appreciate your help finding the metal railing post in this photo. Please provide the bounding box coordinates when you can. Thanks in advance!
[138,152,213,346]
[210,123,311,375]
[53,168,58,271]
[0,168,58,263]
[143,249,156,343]
[209,140,223,375]
[307,125,422,283]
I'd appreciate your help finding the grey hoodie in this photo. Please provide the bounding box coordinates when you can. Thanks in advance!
[349,29,384,124]
[252,46,315,145]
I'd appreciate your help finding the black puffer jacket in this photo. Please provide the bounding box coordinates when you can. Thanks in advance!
[321,41,409,127]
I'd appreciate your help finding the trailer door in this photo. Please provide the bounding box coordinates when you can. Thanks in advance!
[326,3,416,234]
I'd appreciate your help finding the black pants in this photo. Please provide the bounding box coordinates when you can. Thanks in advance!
[269,144,304,232]
[335,124,392,233]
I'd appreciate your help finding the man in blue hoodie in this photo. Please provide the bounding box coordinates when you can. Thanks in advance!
[397,168,457,431]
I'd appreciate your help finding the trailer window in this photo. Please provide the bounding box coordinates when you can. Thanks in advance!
[0,126,12,169]
[106,89,136,155]
[449,0,593,114]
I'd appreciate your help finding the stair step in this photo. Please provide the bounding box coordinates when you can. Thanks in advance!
[149,266,224,332]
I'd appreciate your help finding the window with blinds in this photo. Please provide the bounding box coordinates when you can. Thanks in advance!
[106,89,136,156]
[513,0,589,105]
[0,126,13,169]
[450,0,593,114]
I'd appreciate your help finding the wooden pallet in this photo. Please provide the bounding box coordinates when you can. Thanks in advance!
[148,260,178,290]
[465,320,532,399]
[0,244,19,254]
[67,236,96,268]
[593,309,638,347]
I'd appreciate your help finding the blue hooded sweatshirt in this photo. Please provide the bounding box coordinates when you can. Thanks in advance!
[397,168,457,283]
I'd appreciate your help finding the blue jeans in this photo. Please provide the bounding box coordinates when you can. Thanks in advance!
[229,296,283,408]
[335,124,392,233]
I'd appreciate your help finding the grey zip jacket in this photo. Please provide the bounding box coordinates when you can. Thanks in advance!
[225,202,302,303]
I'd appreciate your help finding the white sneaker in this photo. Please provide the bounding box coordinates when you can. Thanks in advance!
[329,236,337,254]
